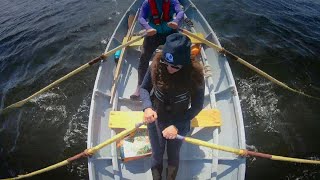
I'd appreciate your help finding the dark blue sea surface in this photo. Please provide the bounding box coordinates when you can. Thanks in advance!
[1,0,319,179]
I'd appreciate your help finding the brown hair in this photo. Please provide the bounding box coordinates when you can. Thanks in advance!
[150,51,204,91]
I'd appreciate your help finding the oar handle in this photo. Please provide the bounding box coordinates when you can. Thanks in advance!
[176,134,185,140]
[135,122,146,128]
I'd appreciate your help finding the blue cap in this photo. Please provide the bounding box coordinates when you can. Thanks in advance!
[162,33,191,65]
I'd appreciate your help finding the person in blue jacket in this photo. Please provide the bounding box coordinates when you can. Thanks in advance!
[130,0,184,100]
[140,33,205,180]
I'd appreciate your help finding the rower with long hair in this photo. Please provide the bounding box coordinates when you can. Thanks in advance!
[140,33,205,180]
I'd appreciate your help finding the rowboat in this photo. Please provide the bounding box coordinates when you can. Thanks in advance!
[87,0,246,179]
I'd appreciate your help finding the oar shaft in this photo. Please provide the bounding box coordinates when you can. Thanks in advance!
[0,35,145,115]
[271,155,320,164]
[179,28,221,50]
[178,135,320,165]
[181,136,245,155]
[181,28,288,88]
[12,160,69,180]
[26,64,90,101]
[0,63,90,114]
[222,49,291,88]
[100,35,144,62]
[246,151,320,164]
[180,28,320,101]
[87,123,141,155]
[0,122,145,180]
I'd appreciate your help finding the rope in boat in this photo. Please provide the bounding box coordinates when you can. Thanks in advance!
[179,28,320,101]
[0,123,144,180]
[176,135,320,165]
[0,34,146,116]
[203,65,213,78]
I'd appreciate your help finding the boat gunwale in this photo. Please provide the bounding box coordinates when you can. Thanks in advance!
[87,1,138,179]
[182,1,246,179]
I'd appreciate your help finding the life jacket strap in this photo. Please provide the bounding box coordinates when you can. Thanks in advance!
[162,0,170,22]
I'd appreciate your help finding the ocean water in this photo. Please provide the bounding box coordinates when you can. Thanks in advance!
[0,0,319,179]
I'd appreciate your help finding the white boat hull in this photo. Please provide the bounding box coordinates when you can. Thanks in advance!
[87,0,246,179]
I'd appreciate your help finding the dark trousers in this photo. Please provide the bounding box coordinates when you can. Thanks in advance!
[138,32,176,85]
[147,119,190,169]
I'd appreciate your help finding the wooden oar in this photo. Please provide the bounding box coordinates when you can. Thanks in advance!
[0,35,145,115]
[110,9,140,104]
[0,122,145,180]
[179,28,320,101]
[176,135,320,165]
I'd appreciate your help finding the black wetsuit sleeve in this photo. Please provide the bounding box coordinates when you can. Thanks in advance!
[140,68,153,111]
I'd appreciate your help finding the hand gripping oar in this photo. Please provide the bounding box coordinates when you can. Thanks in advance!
[179,28,320,101]
[0,122,145,180]
[176,135,320,165]
[0,34,146,115]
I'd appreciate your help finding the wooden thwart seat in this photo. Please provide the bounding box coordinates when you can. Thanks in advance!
[123,33,205,47]
[108,109,221,129]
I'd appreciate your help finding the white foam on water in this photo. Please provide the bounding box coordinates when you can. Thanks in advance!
[245,144,258,163]
[69,162,87,179]
[237,75,280,133]
[29,91,68,119]
[63,94,90,148]
[100,38,109,45]
[29,92,60,103]
[63,94,91,178]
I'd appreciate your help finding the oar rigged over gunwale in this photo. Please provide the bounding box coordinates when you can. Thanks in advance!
[176,135,320,165]
[179,28,320,101]
[0,123,145,180]
[0,34,146,115]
